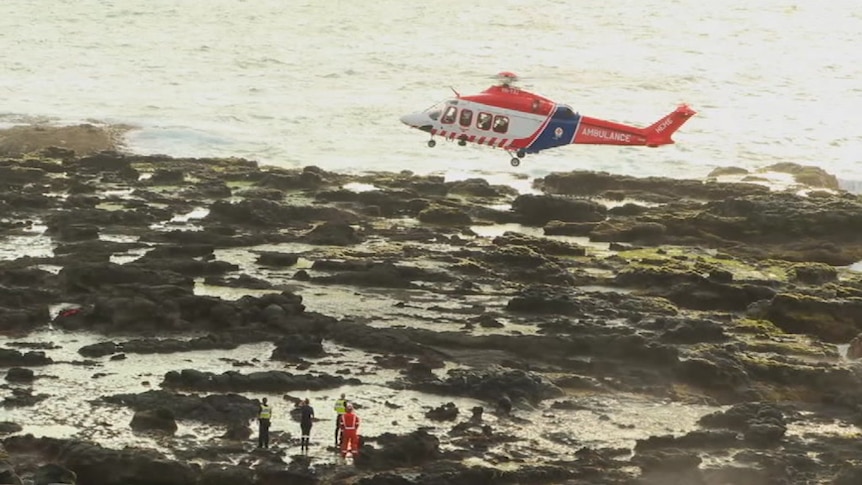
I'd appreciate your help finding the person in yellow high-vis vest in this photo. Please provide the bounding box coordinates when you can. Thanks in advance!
[333,393,347,447]
[258,397,272,448]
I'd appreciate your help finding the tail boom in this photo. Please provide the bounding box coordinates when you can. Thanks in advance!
[572,104,696,147]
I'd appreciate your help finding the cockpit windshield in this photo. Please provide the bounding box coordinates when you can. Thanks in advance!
[424,100,453,121]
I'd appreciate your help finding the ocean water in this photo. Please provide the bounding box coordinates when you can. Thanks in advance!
[1,0,860,188]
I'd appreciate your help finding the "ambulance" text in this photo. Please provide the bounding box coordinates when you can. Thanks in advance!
[581,127,632,143]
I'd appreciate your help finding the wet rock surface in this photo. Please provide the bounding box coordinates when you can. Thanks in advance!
[1,149,862,483]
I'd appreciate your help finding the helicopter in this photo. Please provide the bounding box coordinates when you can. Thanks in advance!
[400,72,696,167]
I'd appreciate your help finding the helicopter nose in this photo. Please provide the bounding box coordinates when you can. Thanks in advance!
[400,112,433,132]
[400,112,425,127]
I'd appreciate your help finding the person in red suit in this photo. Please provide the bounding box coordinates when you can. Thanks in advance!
[340,403,360,457]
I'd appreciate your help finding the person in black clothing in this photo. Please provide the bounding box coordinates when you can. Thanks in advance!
[298,398,315,452]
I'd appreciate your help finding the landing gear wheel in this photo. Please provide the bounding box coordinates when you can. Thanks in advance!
[458,139,467,147]
[510,158,521,167]
[427,139,436,148]
[516,149,526,158]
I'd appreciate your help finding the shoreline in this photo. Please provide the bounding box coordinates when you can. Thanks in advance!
[1,132,862,483]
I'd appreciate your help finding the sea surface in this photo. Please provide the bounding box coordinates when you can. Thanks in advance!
[2,1,862,462]
[1,0,861,189]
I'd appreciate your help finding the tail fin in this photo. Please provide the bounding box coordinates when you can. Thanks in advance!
[643,104,696,147]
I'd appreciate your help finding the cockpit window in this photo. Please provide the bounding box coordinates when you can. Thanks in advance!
[441,106,458,124]
[424,101,448,121]
[492,115,509,134]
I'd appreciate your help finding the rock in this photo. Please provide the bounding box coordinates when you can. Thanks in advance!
[271,334,325,360]
[197,464,253,485]
[758,293,862,343]
[162,369,359,393]
[847,333,862,360]
[130,408,178,434]
[0,349,52,367]
[834,466,862,485]
[0,460,22,485]
[56,440,196,485]
[699,402,787,447]
[416,365,563,405]
[538,170,769,200]
[789,262,838,285]
[354,430,440,471]
[631,448,702,473]
[0,422,23,435]
[425,402,459,422]
[255,251,299,267]
[511,194,606,225]
[5,367,35,382]
[301,221,362,246]
[33,463,77,485]
[221,421,251,441]
[417,206,472,225]
[104,390,258,424]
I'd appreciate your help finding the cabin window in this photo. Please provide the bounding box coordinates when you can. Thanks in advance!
[441,106,458,124]
[492,115,509,134]
[459,109,473,127]
[477,112,492,130]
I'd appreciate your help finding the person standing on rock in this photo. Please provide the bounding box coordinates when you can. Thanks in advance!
[299,398,315,452]
[258,397,272,448]
[333,392,348,447]
[340,403,361,458]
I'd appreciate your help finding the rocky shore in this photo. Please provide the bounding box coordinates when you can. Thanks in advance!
[2,130,862,484]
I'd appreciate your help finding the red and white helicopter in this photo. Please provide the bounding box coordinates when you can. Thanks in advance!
[400,72,696,167]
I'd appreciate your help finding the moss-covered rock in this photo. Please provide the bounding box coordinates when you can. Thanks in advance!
[758,293,862,343]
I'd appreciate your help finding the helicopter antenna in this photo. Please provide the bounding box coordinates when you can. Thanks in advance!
[450,86,460,97]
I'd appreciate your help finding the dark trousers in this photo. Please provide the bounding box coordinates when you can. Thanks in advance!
[334,414,343,445]
[258,419,270,448]
[300,421,312,449]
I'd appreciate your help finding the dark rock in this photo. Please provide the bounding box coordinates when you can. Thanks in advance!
[417,206,472,225]
[5,367,35,382]
[425,402,459,422]
[758,293,862,343]
[271,334,325,360]
[300,221,362,246]
[354,430,440,471]
[56,440,196,485]
[789,262,838,285]
[162,369,359,393]
[197,464,253,485]
[0,460,22,485]
[103,390,259,424]
[0,349,52,367]
[130,408,178,434]
[221,421,251,441]
[511,194,606,225]
[0,422,23,435]
[33,463,77,485]
[255,251,299,267]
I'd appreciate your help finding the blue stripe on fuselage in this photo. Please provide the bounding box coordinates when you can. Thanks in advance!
[525,105,581,154]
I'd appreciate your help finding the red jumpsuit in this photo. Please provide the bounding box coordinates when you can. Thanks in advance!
[340,410,360,457]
